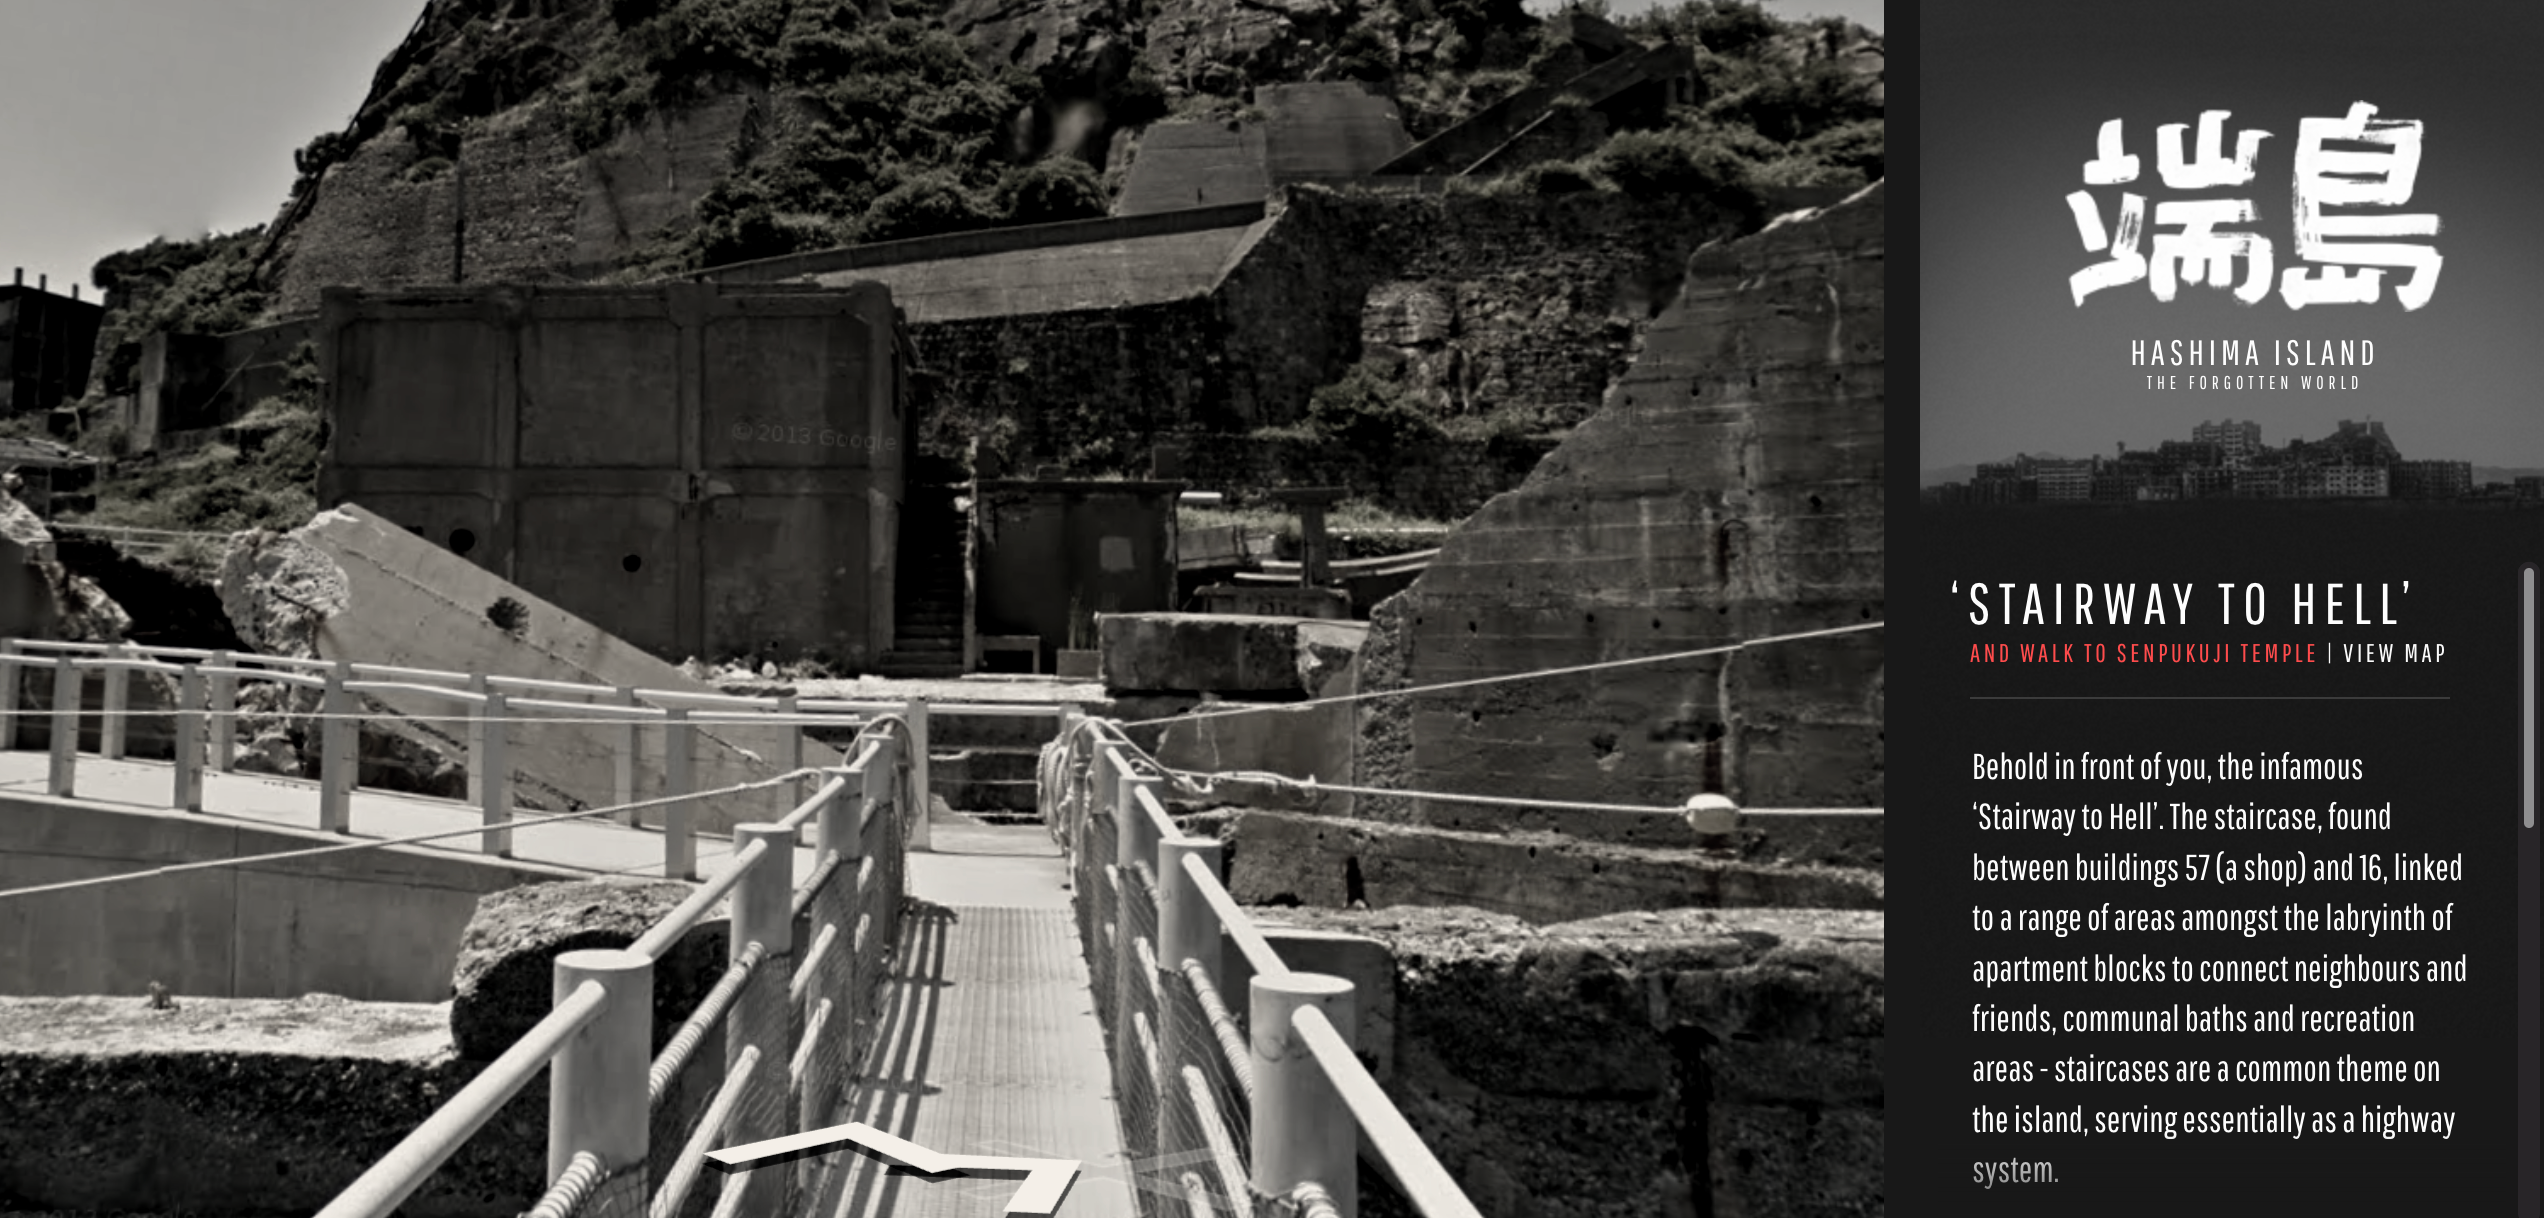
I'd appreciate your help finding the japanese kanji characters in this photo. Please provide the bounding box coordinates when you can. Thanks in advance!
[2066,104,2440,311]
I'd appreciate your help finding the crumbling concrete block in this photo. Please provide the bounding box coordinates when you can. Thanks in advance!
[230,504,841,831]
[448,880,728,1063]
[1099,611,1363,695]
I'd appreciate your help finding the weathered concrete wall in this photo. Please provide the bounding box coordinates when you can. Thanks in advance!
[288,504,843,833]
[975,480,1182,672]
[316,280,909,668]
[1115,83,1413,215]
[269,89,760,317]
[0,791,578,1002]
[1355,182,1886,818]
[1260,904,1884,1218]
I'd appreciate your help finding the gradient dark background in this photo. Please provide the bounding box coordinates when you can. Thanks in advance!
[1920,0,2544,474]
[1892,3,2539,1213]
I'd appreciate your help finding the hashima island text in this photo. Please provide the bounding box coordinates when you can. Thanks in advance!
[2134,338,2374,391]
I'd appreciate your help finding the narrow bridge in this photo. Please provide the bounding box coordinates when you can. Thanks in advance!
[0,638,1484,1217]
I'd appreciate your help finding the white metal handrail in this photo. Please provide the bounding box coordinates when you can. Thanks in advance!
[312,718,913,1218]
[1048,712,1490,1218]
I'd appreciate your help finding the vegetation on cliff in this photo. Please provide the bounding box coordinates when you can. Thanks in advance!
[66,344,325,572]
[85,229,271,396]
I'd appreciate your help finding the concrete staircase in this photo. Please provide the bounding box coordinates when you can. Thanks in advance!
[804,698,1067,817]
[876,485,968,679]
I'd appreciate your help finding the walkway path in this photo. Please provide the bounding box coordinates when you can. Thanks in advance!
[813,820,1131,1217]
[0,749,1132,1216]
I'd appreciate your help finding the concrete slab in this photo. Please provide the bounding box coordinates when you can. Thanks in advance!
[299,504,845,834]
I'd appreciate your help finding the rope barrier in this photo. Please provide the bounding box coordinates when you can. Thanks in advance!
[0,707,871,729]
[1116,618,1884,728]
[0,765,838,903]
[1156,768,1875,818]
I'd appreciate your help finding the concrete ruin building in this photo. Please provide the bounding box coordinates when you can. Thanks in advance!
[314,280,917,671]
[0,270,102,419]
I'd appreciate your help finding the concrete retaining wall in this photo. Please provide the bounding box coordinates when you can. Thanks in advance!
[0,791,576,1002]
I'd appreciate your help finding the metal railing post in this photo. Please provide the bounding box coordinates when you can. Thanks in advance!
[777,692,804,814]
[665,708,696,880]
[47,655,77,797]
[481,689,512,858]
[550,948,653,1218]
[99,643,129,760]
[208,650,235,772]
[0,640,18,751]
[172,663,204,812]
[903,696,931,852]
[730,825,795,1218]
[821,758,865,1100]
[465,672,489,805]
[1115,752,1162,1038]
[614,686,640,824]
[1252,972,1359,1217]
[1158,836,1224,1174]
[320,659,353,834]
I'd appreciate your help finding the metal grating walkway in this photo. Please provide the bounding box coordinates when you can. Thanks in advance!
[808,822,1131,1218]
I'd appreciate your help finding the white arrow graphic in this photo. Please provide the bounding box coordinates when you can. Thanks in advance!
[705,1121,1081,1216]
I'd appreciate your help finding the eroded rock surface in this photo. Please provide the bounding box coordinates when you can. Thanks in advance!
[218,524,351,657]
[1260,904,1885,1218]
[0,994,534,1218]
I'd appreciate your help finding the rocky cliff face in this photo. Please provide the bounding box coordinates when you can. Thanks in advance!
[1354,180,1885,815]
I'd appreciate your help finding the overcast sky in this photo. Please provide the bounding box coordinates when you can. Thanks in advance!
[0,0,1881,299]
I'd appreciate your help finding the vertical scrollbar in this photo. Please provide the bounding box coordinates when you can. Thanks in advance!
[2522,563,2538,1218]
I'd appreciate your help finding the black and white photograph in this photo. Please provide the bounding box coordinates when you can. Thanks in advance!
[0,1,1883,1216]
